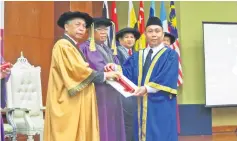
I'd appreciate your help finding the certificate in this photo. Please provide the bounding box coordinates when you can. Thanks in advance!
[106,75,138,98]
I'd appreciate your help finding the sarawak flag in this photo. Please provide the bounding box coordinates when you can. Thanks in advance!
[0,1,4,56]
[134,1,146,51]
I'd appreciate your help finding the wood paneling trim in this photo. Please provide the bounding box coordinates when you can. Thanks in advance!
[54,1,70,42]
[212,125,237,133]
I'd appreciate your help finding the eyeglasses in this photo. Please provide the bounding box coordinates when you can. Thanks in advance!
[95,28,108,32]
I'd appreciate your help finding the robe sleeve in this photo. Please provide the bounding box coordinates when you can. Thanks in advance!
[113,55,120,65]
[53,41,97,96]
[122,54,134,81]
[116,49,123,65]
[1,77,7,108]
[146,50,179,95]
[1,56,10,108]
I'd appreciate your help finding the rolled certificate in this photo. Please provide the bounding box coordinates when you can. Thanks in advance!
[117,77,135,93]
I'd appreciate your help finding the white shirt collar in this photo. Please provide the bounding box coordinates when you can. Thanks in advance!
[64,33,77,45]
[144,43,165,59]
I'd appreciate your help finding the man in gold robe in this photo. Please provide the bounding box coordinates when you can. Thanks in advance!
[44,11,120,141]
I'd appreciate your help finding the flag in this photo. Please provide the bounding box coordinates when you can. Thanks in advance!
[127,1,137,28]
[160,1,168,32]
[134,1,146,51]
[168,2,182,134]
[102,1,111,47]
[0,1,4,56]
[102,1,109,19]
[168,1,183,86]
[149,0,156,17]
[111,1,120,46]
[111,1,119,32]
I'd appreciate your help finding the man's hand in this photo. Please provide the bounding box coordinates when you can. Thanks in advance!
[105,71,121,80]
[133,86,147,97]
[104,63,116,72]
[0,65,12,79]
[84,63,89,67]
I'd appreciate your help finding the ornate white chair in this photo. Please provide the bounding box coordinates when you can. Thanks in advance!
[5,53,44,141]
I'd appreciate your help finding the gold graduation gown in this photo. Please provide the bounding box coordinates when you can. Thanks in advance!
[44,38,100,141]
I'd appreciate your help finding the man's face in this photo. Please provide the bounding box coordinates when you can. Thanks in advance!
[145,25,164,47]
[119,33,136,49]
[94,25,108,43]
[163,36,171,46]
[64,18,87,40]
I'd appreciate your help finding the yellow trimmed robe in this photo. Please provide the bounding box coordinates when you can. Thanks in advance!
[44,37,100,141]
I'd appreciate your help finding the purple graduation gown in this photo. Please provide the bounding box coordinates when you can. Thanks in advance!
[79,40,126,141]
[1,56,7,141]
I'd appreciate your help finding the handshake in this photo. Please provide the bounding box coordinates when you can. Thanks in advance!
[103,63,120,80]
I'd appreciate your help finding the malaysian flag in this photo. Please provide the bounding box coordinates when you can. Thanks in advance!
[0,1,4,56]
[168,1,183,86]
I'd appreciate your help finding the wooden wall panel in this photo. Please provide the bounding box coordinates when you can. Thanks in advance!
[92,1,104,17]
[54,1,70,42]
[70,1,93,15]
[4,1,54,105]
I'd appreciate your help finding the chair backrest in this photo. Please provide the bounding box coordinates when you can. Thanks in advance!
[6,53,43,117]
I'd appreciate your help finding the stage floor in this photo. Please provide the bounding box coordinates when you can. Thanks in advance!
[5,132,237,141]
[179,132,237,141]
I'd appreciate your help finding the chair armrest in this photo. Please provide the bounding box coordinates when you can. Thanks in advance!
[2,108,32,131]
[3,108,17,135]
[1,108,12,113]
[1,108,31,113]
[40,107,46,111]
[4,108,35,132]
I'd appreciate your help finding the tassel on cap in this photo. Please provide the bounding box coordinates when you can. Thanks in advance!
[89,23,96,51]
[111,21,117,55]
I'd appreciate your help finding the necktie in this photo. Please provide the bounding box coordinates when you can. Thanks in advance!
[143,49,153,76]
[128,49,132,56]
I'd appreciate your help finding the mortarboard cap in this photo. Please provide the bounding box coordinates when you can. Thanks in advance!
[146,17,163,28]
[164,32,176,44]
[116,27,141,41]
[57,11,93,29]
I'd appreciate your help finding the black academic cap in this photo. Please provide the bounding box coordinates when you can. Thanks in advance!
[116,27,141,41]
[57,11,93,29]
[93,17,112,27]
[164,32,176,44]
[146,16,163,28]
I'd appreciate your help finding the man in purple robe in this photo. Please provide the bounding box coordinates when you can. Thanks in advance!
[0,56,11,141]
[79,17,126,141]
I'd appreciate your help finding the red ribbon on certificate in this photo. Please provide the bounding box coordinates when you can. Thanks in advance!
[117,77,135,93]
